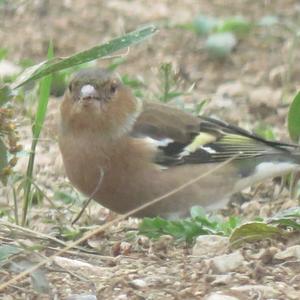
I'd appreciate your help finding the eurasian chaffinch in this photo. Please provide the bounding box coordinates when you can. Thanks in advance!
[58,68,300,219]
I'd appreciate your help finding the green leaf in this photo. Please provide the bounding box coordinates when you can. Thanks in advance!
[195,99,208,115]
[216,16,252,36]
[272,218,300,230]
[33,44,54,139]
[121,74,145,89]
[54,190,77,205]
[0,244,22,261]
[11,25,158,89]
[165,91,185,99]
[268,207,300,230]
[0,48,8,60]
[205,32,237,58]
[272,206,300,218]
[288,91,300,143]
[60,227,82,240]
[230,222,282,247]
[139,217,168,239]
[254,123,276,140]
[139,212,239,243]
[31,52,52,137]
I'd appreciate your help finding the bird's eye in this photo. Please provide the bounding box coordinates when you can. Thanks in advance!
[110,82,118,94]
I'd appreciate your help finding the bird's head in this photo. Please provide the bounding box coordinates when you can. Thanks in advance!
[60,68,141,136]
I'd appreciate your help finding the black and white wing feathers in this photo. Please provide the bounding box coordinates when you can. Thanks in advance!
[131,102,299,167]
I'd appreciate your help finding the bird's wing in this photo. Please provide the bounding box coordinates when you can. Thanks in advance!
[131,101,298,167]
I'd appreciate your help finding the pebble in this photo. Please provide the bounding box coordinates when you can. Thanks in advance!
[65,295,97,300]
[274,245,300,260]
[210,251,244,273]
[192,235,229,257]
[130,278,147,289]
[204,293,239,300]
[231,284,280,298]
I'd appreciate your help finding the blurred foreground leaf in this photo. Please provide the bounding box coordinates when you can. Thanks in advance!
[12,25,157,89]
[288,91,300,143]
[0,25,158,104]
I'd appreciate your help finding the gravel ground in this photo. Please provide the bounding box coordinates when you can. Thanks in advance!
[1,1,300,299]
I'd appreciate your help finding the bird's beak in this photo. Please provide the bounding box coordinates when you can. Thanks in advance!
[79,84,100,101]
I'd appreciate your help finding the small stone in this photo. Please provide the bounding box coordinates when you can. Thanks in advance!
[210,274,232,286]
[204,293,239,300]
[260,247,278,264]
[281,285,300,300]
[192,235,229,257]
[250,86,281,106]
[119,241,132,255]
[281,199,298,210]
[130,278,147,289]
[53,256,106,277]
[210,251,244,273]
[274,245,300,260]
[240,200,261,217]
[1,295,15,300]
[137,235,150,248]
[216,81,246,98]
[231,285,280,298]
[65,295,97,300]
[115,295,128,300]
[150,235,174,253]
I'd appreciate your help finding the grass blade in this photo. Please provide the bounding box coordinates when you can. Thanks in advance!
[288,91,300,143]
[11,25,157,89]
[21,43,54,226]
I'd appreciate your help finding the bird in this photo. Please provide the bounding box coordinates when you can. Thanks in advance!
[58,67,300,219]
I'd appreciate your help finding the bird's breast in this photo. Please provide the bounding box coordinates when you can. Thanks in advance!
[58,132,158,212]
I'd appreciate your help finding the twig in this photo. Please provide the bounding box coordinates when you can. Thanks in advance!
[0,221,78,251]
[45,247,116,260]
[72,168,104,225]
[0,225,102,255]
[48,266,90,282]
